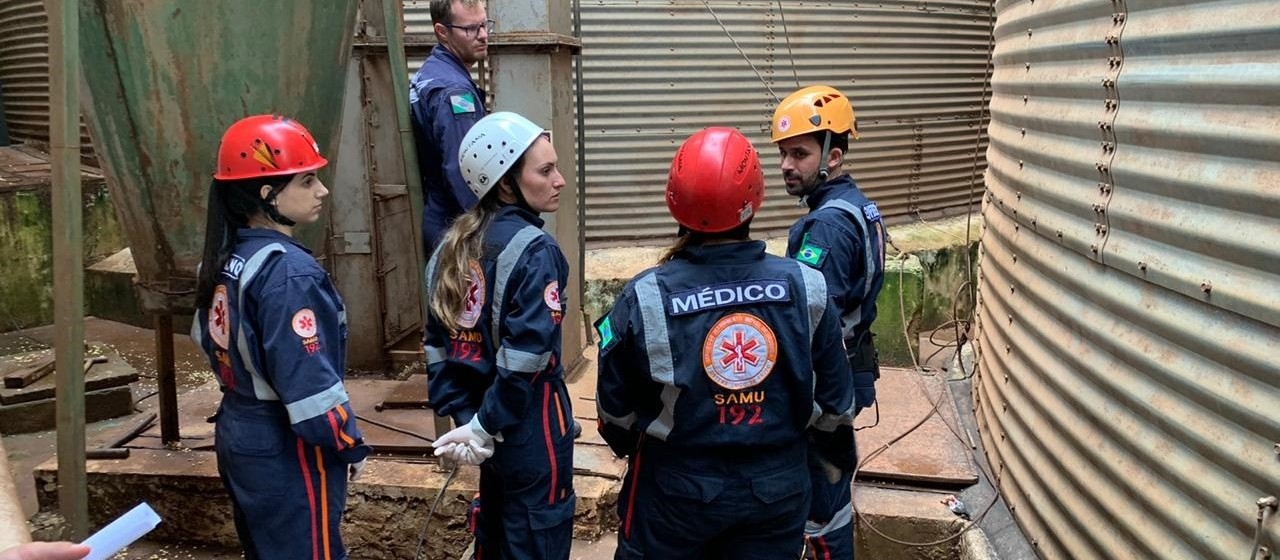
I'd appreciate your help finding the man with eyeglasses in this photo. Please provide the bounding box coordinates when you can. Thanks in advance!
[410,0,494,252]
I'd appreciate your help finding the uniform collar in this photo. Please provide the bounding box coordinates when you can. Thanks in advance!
[431,44,472,75]
[678,240,766,264]
[496,204,546,229]
[236,228,312,254]
[804,173,855,211]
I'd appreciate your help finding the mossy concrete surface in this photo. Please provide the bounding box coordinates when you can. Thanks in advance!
[584,216,980,367]
[0,180,128,332]
[85,248,150,329]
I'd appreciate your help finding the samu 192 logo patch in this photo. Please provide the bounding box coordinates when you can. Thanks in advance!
[543,281,562,310]
[544,281,564,325]
[458,259,486,329]
[292,308,318,338]
[208,285,231,350]
[702,312,778,391]
[292,308,322,355]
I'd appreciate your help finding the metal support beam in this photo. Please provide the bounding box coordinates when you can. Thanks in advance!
[154,314,180,444]
[49,0,86,539]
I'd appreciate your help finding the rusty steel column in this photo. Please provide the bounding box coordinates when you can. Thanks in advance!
[154,314,180,444]
[487,1,585,369]
[0,438,33,550]
[50,0,87,539]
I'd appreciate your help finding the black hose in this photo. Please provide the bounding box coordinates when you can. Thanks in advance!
[414,464,461,560]
[354,413,436,444]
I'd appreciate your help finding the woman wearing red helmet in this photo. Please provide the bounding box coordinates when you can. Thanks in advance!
[594,127,856,559]
[193,115,370,560]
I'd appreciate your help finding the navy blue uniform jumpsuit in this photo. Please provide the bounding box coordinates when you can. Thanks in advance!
[596,240,856,560]
[424,205,576,560]
[193,228,370,560]
[410,45,489,251]
[786,173,887,559]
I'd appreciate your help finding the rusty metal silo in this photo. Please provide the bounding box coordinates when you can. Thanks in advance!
[78,1,358,312]
[975,0,1279,558]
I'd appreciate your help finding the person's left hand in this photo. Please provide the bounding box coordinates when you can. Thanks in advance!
[0,541,91,560]
[349,458,368,482]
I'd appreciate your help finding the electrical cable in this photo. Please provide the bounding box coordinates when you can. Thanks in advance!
[776,0,801,89]
[414,463,462,560]
[702,0,779,102]
[355,413,436,444]
[962,0,997,310]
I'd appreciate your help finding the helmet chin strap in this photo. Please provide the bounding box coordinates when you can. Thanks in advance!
[797,130,834,206]
[817,130,833,183]
[506,177,536,213]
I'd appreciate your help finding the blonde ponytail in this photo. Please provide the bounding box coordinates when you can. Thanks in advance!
[429,196,501,333]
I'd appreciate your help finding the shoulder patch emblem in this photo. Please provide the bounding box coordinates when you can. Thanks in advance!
[596,316,615,351]
[208,285,231,350]
[220,255,246,280]
[795,232,827,268]
[450,93,477,115]
[702,312,778,391]
[292,308,318,338]
[543,281,562,311]
[458,259,486,329]
[796,243,826,268]
[862,201,882,222]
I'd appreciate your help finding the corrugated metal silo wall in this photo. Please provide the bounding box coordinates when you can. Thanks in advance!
[975,0,1280,558]
[0,0,92,152]
[406,0,995,246]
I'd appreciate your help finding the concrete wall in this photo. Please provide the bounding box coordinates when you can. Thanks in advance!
[0,181,128,332]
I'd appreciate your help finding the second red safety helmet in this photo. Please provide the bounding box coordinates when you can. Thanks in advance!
[214,115,328,181]
[666,127,765,234]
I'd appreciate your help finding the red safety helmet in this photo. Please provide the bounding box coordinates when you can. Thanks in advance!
[666,127,765,234]
[213,115,328,181]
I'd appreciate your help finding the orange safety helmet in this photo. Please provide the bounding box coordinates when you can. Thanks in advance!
[770,85,857,143]
[666,127,765,234]
[214,115,328,181]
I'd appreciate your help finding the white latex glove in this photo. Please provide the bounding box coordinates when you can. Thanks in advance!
[349,458,368,482]
[433,417,498,465]
[442,440,495,466]
[461,440,494,464]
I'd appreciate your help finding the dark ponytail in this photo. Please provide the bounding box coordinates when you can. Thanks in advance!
[658,221,753,264]
[195,175,293,309]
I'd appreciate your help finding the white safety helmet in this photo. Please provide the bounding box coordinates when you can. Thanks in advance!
[458,111,547,199]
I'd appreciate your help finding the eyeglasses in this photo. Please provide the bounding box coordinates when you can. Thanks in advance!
[442,19,494,38]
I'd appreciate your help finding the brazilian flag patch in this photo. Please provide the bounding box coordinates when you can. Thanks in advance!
[450,93,476,115]
[596,316,615,351]
[795,233,827,268]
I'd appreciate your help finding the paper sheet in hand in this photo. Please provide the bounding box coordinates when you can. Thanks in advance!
[80,502,162,560]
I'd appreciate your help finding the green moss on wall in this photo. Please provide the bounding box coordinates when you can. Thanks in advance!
[870,256,924,367]
[0,183,128,331]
